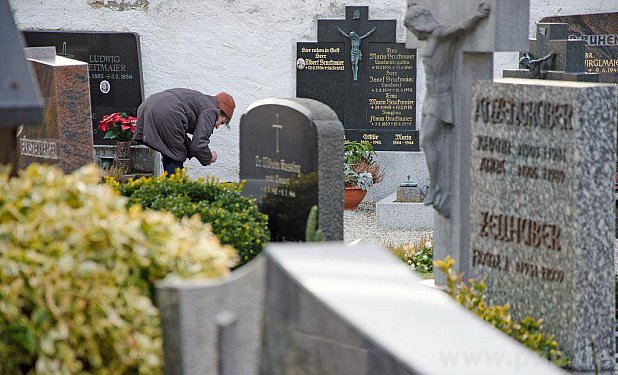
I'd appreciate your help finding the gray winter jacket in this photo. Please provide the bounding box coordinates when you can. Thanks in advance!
[134,88,218,165]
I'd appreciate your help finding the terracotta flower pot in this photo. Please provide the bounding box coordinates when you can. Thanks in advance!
[344,186,367,210]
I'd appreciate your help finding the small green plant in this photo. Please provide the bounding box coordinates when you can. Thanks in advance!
[305,205,325,242]
[435,257,570,367]
[109,169,269,268]
[389,237,433,274]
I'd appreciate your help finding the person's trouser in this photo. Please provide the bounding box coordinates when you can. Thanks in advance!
[162,154,184,175]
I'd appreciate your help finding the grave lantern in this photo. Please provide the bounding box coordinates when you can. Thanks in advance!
[0,0,43,175]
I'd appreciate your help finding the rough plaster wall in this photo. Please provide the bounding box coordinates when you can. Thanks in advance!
[8,0,618,182]
[9,0,408,182]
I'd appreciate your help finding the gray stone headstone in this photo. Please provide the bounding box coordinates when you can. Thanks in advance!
[469,78,616,373]
[239,98,344,242]
[156,257,266,375]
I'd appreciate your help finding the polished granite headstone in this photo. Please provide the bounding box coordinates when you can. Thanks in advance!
[22,30,144,145]
[296,6,418,151]
[503,23,599,81]
[469,78,616,373]
[541,13,618,84]
[18,48,94,173]
[239,98,343,241]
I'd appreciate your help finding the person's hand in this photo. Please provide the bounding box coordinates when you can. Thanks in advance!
[477,3,490,18]
[210,150,218,164]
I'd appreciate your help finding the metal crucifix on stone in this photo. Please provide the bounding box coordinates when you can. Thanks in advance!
[405,0,529,283]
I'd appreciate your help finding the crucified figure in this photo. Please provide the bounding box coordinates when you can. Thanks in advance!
[337,26,377,81]
[405,2,490,218]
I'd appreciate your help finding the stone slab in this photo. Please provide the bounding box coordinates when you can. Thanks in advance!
[262,242,566,374]
[156,257,265,375]
[469,78,616,372]
[376,192,433,229]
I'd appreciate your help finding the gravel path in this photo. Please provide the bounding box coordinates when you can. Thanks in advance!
[343,200,432,248]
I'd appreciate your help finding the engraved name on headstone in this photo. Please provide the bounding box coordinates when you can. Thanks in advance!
[240,98,343,242]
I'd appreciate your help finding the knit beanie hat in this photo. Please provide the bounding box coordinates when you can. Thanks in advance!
[216,92,236,121]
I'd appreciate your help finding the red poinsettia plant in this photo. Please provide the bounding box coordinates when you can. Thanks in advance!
[98,112,137,141]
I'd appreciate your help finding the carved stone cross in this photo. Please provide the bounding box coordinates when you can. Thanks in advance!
[406,0,529,283]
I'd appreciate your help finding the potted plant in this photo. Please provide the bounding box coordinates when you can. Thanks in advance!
[344,140,383,210]
[98,112,137,172]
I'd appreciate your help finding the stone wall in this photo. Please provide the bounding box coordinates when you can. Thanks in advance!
[9,0,617,184]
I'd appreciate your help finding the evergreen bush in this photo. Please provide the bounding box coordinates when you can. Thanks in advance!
[109,170,269,268]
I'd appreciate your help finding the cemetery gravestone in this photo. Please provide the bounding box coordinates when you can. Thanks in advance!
[541,12,618,83]
[0,0,43,176]
[23,31,156,175]
[297,6,418,151]
[405,0,529,284]
[469,78,616,372]
[239,98,343,242]
[18,47,94,173]
[22,31,144,145]
[503,23,599,82]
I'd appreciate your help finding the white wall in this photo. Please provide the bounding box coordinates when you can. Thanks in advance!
[9,0,618,182]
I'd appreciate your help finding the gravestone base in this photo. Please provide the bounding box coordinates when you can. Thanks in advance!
[365,151,428,202]
[376,193,433,229]
[94,144,156,174]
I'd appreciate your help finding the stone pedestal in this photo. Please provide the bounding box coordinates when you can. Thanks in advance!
[376,193,433,229]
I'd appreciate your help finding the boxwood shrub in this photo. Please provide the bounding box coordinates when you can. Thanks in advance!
[0,164,236,374]
[109,170,269,268]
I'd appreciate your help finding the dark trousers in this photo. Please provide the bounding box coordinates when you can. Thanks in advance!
[162,154,184,175]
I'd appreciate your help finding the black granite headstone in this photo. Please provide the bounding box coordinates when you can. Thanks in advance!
[541,13,618,83]
[240,98,343,242]
[22,30,144,145]
[297,6,418,151]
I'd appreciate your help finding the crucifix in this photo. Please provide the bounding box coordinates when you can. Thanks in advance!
[405,0,529,283]
[317,6,396,130]
[272,114,283,154]
[0,0,43,176]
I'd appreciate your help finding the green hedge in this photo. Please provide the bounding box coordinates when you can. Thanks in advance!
[109,170,269,268]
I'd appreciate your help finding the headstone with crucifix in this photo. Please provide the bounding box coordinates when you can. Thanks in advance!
[405,0,529,284]
[239,98,344,242]
[503,23,599,81]
[0,0,43,176]
[297,6,418,152]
